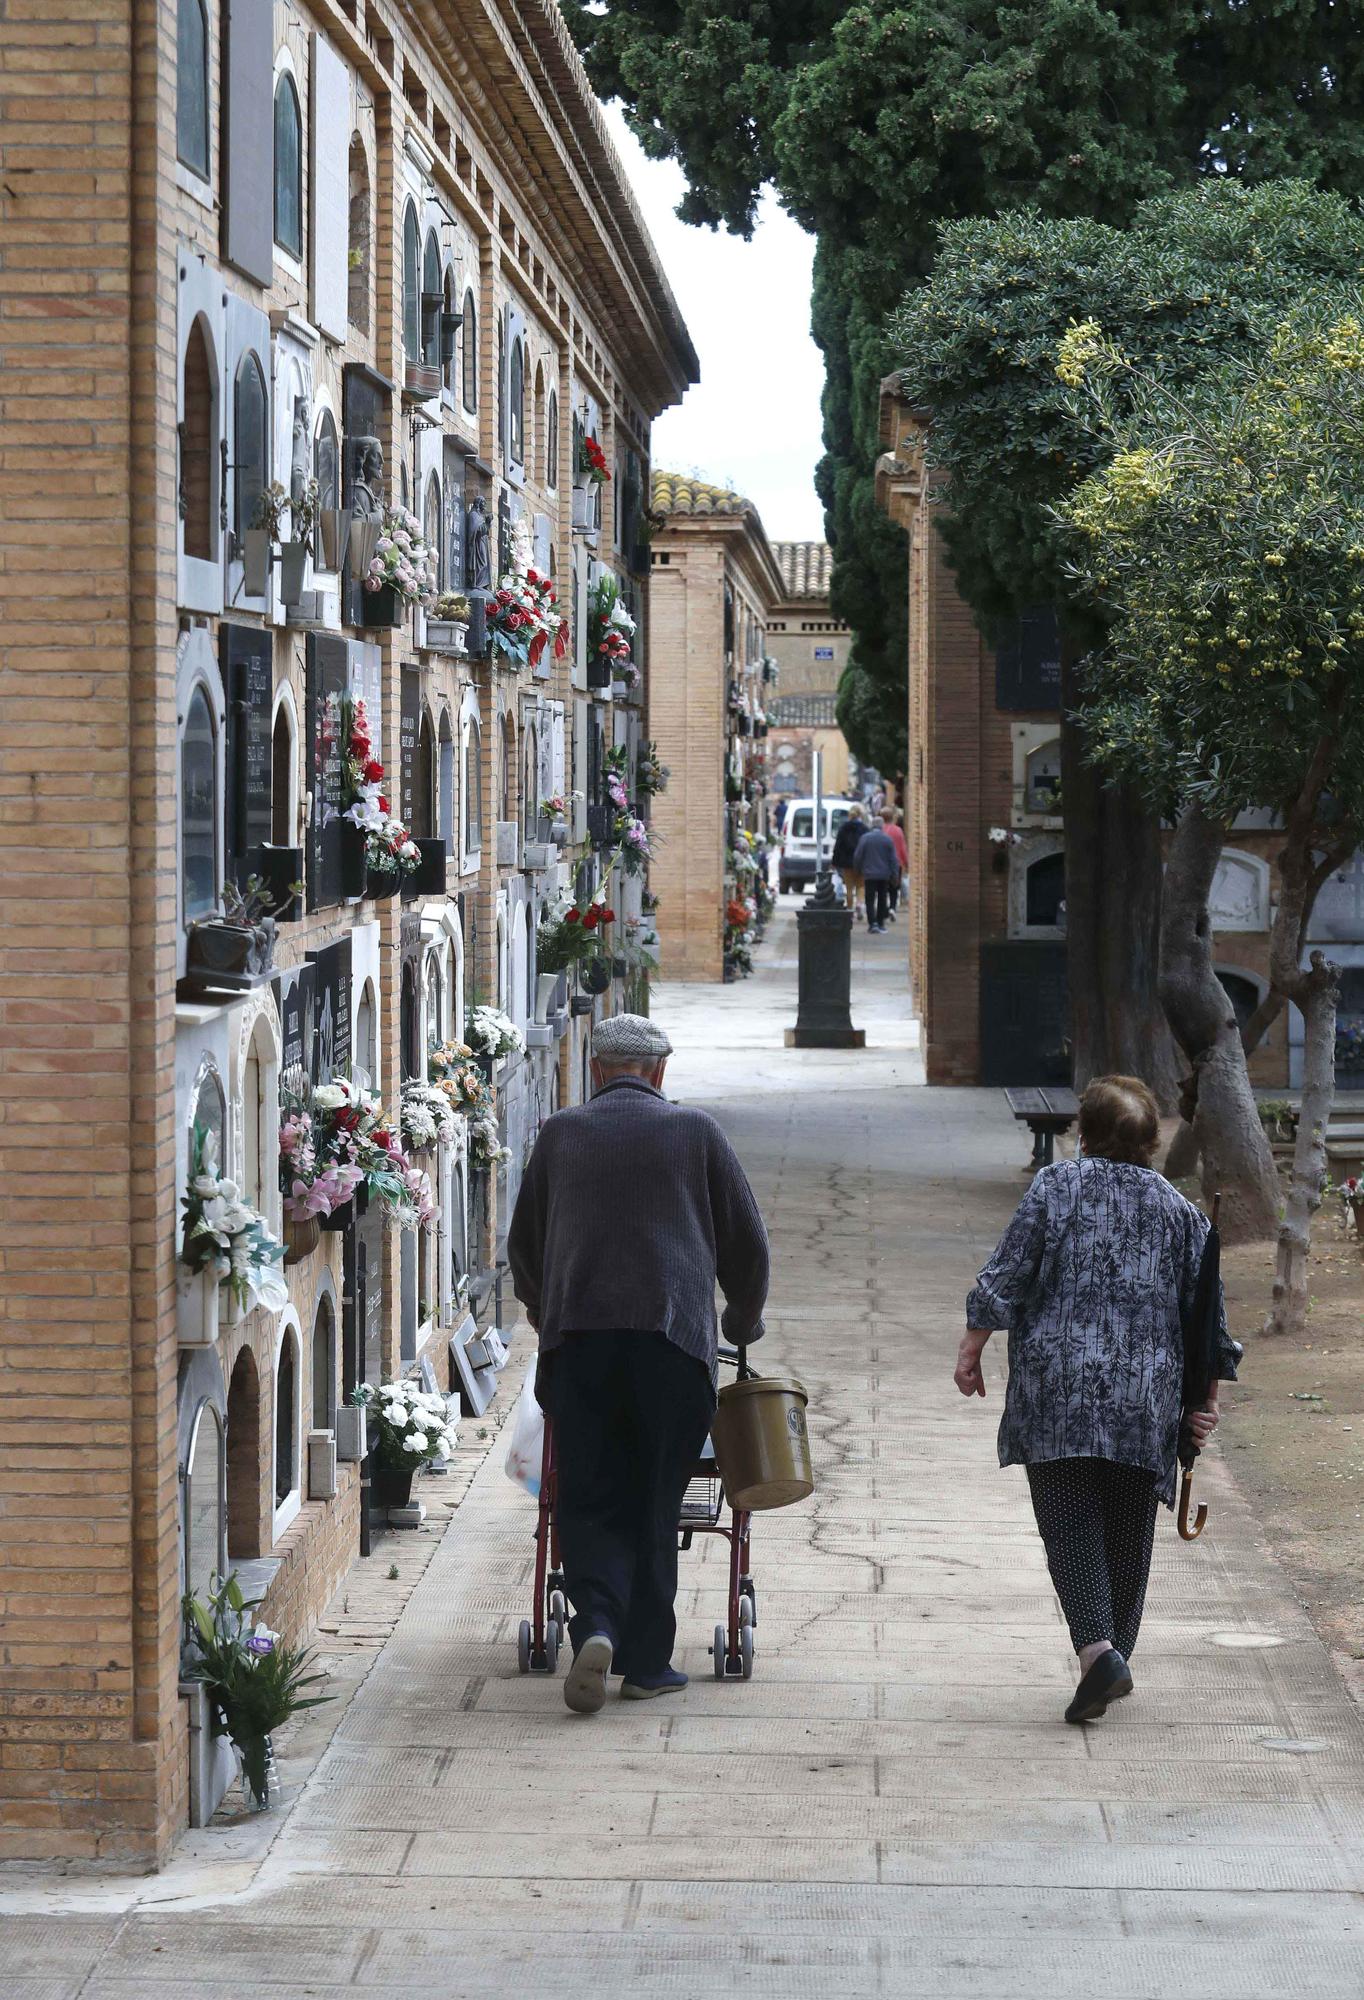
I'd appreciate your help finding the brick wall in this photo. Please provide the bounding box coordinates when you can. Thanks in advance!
[650,540,727,981]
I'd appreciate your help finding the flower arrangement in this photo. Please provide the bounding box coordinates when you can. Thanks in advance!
[613,814,651,875]
[587,574,636,684]
[988,826,1022,847]
[465,1004,526,1061]
[182,1127,288,1316]
[364,505,438,608]
[340,696,421,878]
[577,429,611,486]
[727,897,754,930]
[428,1040,512,1171]
[488,517,568,670]
[539,791,570,821]
[279,1105,365,1223]
[306,1075,436,1229]
[399,1079,460,1152]
[182,1572,330,1810]
[1335,1020,1364,1072]
[537,885,614,974]
[353,1377,458,1472]
[251,479,317,549]
[635,742,670,797]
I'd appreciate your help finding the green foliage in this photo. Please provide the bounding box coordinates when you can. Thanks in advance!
[568,4,1364,765]
[182,1572,330,1802]
[1060,298,1364,829]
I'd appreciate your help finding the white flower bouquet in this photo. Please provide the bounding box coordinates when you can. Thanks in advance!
[465,1005,526,1061]
[355,1377,459,1471]
[182,1128,288,1316]
[400,1079,460,1152]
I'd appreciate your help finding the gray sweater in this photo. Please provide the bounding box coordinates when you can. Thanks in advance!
[507,1075,769,1384]
[853,827,900,881]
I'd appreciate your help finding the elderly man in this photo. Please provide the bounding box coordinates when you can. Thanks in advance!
[508,1013,769,1715]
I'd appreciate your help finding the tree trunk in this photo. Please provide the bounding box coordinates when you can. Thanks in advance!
[1262,731,1345,1335]
[1157,803,1280,1241]
[1060,641,1180,1106]
[1266,963,1337,1336]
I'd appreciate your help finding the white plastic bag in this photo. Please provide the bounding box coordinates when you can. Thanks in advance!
[503,1357,544,1498]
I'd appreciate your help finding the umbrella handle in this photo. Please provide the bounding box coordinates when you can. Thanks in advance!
[1177,1464,1208,1542]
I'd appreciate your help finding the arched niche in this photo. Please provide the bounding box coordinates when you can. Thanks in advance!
[225,1344,262,1561]
[1007,833,1066,940]
[310,1274,338,1433]
[273,1312,302,1534]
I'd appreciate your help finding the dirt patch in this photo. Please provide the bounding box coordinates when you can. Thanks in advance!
[1218,1216,1364,1701]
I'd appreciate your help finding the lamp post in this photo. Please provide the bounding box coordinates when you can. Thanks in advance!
[785,751,865,1050]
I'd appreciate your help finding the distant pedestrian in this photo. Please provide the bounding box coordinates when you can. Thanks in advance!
[508,1014,770,1715]
[853,816,899,933]
[956,1076,1237,1723]
[881,809,908,920]
[830,804,865,919]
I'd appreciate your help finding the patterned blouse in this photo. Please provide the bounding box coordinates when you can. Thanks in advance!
[966,1158,1238,1505]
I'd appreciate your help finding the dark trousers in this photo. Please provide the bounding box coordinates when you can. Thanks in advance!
[887,871,901,911]
[540,1331,714,1675]
[865,878,890,927]
[1026,1458,1159,1659]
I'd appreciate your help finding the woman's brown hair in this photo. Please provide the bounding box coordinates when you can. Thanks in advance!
[1078,1074,1160,1167]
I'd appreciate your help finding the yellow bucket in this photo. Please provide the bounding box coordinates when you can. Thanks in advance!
[711,1372,814,1511]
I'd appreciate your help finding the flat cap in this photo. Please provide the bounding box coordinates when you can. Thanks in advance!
[592,1013,673,1062]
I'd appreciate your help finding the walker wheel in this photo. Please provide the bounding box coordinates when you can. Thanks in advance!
[543,1620,560,1675]
[738,1597,754,1631]
[712,1623,727,1680]
[740,1578,757,1628]
[549,1589,568,1642]
[517,1619,532,1675]
[739,1624,754,1680]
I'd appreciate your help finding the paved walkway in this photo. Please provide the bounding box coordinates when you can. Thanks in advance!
[7,903,1364,1994]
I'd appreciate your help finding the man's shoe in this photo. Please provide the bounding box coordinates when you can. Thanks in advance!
[564,1633,613,1714]
[620,1667,688,1700]
[1064,1648,1132,1723]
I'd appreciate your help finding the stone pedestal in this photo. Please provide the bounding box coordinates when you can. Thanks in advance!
[785,874,866,1049]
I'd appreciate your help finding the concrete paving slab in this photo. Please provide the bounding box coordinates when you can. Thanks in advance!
[9,905,1364,1993]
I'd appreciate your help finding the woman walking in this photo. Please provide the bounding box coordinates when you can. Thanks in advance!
[956,1076,1238,1722]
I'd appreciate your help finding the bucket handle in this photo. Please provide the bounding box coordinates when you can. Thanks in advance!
[718,1342,755,1382]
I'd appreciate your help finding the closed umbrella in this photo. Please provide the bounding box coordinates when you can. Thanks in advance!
[1178,1192,1221,1542]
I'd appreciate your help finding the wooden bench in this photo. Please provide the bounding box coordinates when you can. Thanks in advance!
[1005,1086,1080,1169]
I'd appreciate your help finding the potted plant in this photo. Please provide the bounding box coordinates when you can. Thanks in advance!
[257,845,304,923]
[181,1573,330,1811]
[424,590,471,655]
[249,481,315,603]
[586,573,635,691]
[573,428,610,531]
[307,1074,436,1231]
[353,1377,459,1512]
[280,1102,364,1257]
[361,505,438,627]
[181,1126,288,1325]
[183,877,279,997]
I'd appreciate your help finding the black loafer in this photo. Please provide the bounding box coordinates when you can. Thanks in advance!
[1064,1648,1133,1724]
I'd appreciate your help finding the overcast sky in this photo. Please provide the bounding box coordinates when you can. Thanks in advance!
[601,104,828,543]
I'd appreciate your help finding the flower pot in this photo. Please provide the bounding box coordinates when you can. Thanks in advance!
[234,1732,279,1812]
[580,956,611,996]
[612,955,629,978]
[586,659,612,691]
[371,1453,416,1511]
[258,843,304,922]
[991,846,1009,874]
[182,917,276,995]
[412,838,447,898]
[534,972,562,1025]
[362,583,405,629]
[610,680,629,700]
[283,1212,321,1266]
[549,818,569,846]
[569,993,596,1017]
[404,362,443,400]
[571,485,594,531]
[317,508,350,574]
[423,619,468,656]
[176,1262,220,1348]
[339,821,368,899]
[243,530,272,597]
[585,802,615,849]
[366,859,401,901]
[278,540,309,604]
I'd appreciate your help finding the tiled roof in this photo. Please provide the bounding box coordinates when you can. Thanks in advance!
[768,693,840,727]
[651,470,755,519]
[772,541,833,598]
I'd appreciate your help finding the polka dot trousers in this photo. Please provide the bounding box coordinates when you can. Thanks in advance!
[1025,1457,1159,1660]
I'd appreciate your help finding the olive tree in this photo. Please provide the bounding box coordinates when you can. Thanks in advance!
[1061,306,1364,1327]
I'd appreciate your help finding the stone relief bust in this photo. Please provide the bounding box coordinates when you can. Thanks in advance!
[349,436,385,520]
[290,394,312,501]
[465,493,491,591]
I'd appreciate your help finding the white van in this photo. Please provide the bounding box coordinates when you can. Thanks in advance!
[779,798,855,895]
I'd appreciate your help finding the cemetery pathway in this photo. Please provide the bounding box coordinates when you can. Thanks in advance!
[7,902,1364,1995]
